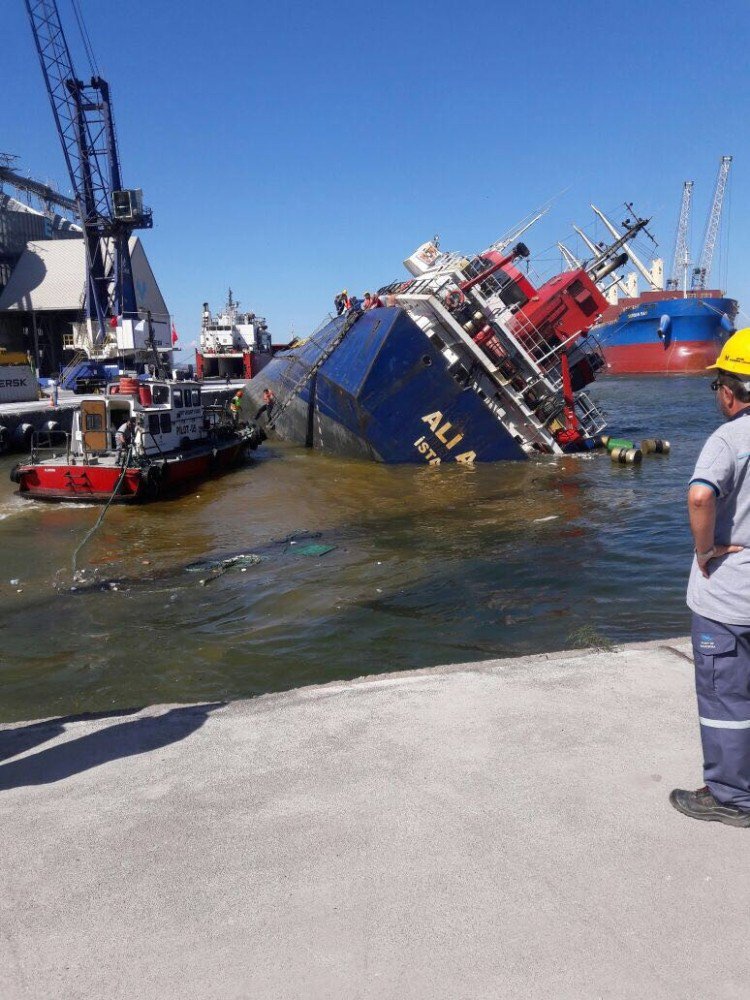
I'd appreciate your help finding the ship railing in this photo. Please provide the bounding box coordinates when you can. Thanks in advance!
[394,290,564,455]
[30,429,71,463]
[573,392,607,437]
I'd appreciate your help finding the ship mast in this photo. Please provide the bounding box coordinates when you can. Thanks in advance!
[591,205,660,290]
[692,155,732,291]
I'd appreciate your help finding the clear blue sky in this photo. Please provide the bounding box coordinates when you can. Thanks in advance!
[4,0,749,351]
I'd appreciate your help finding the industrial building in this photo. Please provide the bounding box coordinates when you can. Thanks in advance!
[0,170,171,377]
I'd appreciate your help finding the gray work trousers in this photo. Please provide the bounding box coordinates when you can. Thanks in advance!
[692,612,750,810]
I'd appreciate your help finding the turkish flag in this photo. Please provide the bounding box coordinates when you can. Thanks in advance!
[171,324,179,345]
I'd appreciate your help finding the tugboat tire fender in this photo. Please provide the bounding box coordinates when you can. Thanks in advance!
[145,463,166,494]
[12,423,34,450]
[9,463,21,484]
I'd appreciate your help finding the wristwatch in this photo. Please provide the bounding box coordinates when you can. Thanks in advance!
[696,546,716,562]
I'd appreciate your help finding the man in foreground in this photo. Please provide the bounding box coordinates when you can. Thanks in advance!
[671,329,750,827]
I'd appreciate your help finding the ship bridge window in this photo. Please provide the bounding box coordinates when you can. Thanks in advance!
[148,414,160,436]
[160,413,172,434]
[494,271,529,310]
[191,389,201,406]
[152,384,169,405]
[173,389,183,408]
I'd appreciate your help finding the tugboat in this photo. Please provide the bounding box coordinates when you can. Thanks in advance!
[247,217,647,464]
[10,374,264,503]
[195,290,273,381]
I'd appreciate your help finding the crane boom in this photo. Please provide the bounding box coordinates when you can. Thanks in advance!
[23,0,152,344]
[693,155,732,291]
[0,163,78,214]
[666,180,693,292]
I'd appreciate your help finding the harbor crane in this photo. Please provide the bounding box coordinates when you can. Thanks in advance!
[0,159,78,215]
[23,0,153,347]
[692,155,732,291]
[666,180,693,292]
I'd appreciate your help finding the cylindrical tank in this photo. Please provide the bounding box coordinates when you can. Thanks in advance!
[610,446,642,465]
[641,438,671,455]
[119,377,140,395]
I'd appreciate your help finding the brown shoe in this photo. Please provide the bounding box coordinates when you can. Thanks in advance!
[669,786,750,828]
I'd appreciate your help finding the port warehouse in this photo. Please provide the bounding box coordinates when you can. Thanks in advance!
[0,192,169,375]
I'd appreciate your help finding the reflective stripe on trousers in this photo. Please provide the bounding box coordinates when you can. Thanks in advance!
[692,612,750,809]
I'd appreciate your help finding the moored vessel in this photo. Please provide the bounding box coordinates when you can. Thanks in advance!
[585,159,737,374]
[195,291,273,381]
[595,289,737,374]
[10,375,264,503]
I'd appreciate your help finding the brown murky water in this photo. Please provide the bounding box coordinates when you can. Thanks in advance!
[0,377,716,722]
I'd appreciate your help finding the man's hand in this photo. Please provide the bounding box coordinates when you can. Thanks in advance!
[696,544,744,578]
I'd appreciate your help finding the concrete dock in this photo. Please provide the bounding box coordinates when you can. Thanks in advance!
[1,637,747,999]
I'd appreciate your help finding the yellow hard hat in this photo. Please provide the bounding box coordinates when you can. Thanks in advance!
[708,328,750,376]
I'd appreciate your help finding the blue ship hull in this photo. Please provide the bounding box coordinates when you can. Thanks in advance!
[246,307,530,463]
[595,294,737,374]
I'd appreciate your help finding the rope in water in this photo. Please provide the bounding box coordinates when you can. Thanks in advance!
[71,446,133,579]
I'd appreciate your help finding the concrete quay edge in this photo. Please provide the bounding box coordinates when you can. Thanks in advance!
[6,635,750,1000]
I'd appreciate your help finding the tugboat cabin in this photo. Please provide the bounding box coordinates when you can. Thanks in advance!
[73,378,216,458]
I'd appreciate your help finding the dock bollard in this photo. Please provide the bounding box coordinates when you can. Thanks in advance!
[641,438,670,455]
[610,446,642,465]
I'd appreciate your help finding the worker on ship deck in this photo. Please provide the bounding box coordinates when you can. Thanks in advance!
[363,292,384,310]
[334,290,349,316]
[254,388,276,424]
[230,389,244,425]
[115,416,136,464]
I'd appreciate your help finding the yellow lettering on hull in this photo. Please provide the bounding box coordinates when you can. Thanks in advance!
[421,411,443,432]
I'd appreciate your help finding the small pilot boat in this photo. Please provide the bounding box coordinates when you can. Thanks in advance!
[10,376,264,503]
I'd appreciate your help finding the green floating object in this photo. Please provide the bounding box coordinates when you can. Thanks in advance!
[605,437,635,452]
[293,543,336,557]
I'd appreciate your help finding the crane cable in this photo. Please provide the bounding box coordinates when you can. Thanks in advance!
[69,0,100,76]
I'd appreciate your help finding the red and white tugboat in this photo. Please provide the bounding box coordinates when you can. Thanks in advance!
[10,376,264,503]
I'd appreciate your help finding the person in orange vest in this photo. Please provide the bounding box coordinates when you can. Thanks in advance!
[363,291,383,310]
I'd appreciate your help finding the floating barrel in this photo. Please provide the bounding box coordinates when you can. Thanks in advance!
[12,423,34,450]
[611,446,642,465]
[604,437,635,452]
[641,438,671,455]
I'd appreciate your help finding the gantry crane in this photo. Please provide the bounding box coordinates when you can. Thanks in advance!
[692,155,732,291]
[666,180,693,292]
[23,0,153,348]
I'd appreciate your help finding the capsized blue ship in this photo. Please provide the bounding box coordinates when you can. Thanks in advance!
[246,229,646,464]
